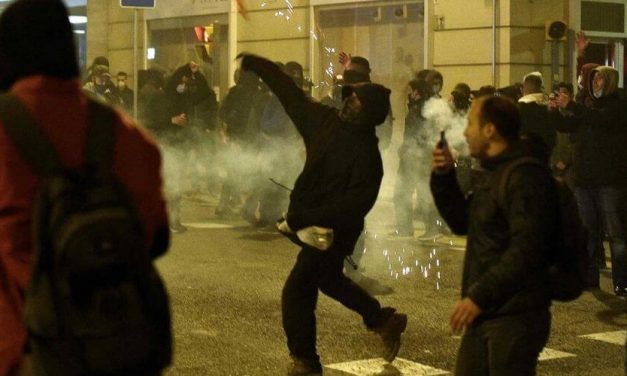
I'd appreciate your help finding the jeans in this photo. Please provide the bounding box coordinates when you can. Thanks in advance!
[282,246,385,362]
[575,187,627,288]
[455,310,551,376]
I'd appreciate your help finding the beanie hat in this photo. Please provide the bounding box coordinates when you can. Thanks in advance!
[0,0,79,90]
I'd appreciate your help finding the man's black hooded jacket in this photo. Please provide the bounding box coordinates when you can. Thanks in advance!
[241,55,390,254]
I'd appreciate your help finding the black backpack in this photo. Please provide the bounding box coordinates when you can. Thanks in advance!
[496,157,588,302]
[0,94,171,375]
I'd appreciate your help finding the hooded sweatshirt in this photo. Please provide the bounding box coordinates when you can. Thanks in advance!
[589,66,620,100]
[551,66,627,187]
[576,63,599,107]
[241,54,390,254]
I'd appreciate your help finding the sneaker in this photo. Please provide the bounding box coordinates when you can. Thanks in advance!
[614,286,627,297]
[170,222,188,234]
[373,308,408,363]
[287,357,322,376]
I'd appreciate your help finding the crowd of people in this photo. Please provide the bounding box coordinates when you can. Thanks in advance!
[0,0,626,375]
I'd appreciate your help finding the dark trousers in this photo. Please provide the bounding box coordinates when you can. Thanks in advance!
[455,310,550,376]
[575,186,627,288]
[282,246,384,362]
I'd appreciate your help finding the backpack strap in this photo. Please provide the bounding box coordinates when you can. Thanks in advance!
[85,98,116,177]
[495,157,545,209]
[0,93,64,177]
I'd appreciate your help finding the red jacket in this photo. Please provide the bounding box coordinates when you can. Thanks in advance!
[0,76,168,375]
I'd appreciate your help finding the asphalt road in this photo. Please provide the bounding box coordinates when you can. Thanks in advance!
[158,196,626,376]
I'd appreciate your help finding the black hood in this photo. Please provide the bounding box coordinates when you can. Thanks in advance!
[0,0,79,90]
[342,82,391,126]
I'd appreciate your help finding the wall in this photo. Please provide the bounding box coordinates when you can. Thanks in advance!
[86,0,573,95]
[236,0,311,74]
[431,0,569,93]
[509,0,570,87]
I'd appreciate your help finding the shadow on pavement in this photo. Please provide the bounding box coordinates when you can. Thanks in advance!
[231,225,261,233]
[592,289,627,326]
[239,233,282,242]
[376,363,401,375]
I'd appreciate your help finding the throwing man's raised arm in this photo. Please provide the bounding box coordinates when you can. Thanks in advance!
[239,54,335,144]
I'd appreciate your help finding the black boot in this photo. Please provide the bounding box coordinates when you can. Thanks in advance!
[372,307,408,363]
[287,356,322,376]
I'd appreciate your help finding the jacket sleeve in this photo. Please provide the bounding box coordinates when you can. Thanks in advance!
[429,170,469,235]
[241,54,334,144]
[149,226,170,259]
[550,102,583,133]
[287,146,382,230]
[466,165,556,310]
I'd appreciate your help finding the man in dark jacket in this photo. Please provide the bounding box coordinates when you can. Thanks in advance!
[518,72,555,153]
[550,66,627,296]
[239,53,407,375]
[431,96,557,376]
[217,69,262,217]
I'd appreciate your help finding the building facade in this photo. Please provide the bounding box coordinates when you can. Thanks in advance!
[84,0,625,101]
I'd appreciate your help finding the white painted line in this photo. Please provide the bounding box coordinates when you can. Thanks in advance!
[579,330,627,346]
[190,329,218,337]
[182,222,234,229]
[325,357,449,375]
[538,348,577,361]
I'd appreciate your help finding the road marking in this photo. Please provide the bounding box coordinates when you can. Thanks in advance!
[325,358,449,375]
[579,330,627,346]
[538,348,576,361]
[190,329,218,337]
[182,222,234,229]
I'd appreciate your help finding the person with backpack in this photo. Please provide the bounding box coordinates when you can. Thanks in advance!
[430,96,559,376]
[0,1,171,374]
